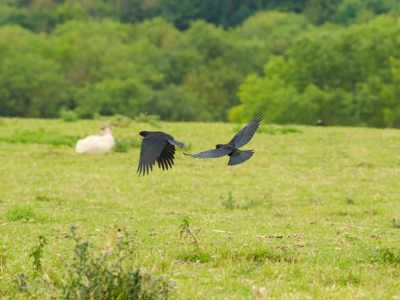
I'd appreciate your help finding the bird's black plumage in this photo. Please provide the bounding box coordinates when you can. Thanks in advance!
[137,131,184,175]
[187,115,262,166]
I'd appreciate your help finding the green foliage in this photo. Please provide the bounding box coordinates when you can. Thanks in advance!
[176,249,212,263]
[134,112,161,127]
[59,109,78,122]
[257,125,302,135]
[392,218,400,229]
[0,129,79,146]
[63,226,173,300]
[6,205,36,222]
[0,2,400,125]
[371,247,400,265]
[220,192,262,210]
[113,137,139,153]
[233,15,400,127]
[0,245,6,273]
[29,236,47,273]
[179,216,199,247]
[0,52,70,118]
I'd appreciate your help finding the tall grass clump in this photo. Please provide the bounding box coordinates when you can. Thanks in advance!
[6,205,36,222]
[113,138,140,153]
[135,113,160,127]
[59,109,79,122]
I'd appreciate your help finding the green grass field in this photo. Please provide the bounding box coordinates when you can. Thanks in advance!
[0,118,399,300]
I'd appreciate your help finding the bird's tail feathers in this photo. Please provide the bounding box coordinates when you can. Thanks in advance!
[228,149,254,166]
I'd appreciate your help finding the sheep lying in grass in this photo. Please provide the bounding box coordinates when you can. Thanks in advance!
[75,125,115,154]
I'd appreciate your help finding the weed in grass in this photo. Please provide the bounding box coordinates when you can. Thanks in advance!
[244,247,297,264]
[371,247,400,265]
[337,272,361,286]
[176,250,212,263]
[179,216,199,247]
[59,109,78,122]
[321,271,361,287]
[0,129,79,146]
[241,198,262,209]
[113,137,140,152]
[257,125,302,135]
[34,194,62,203]
[6,205,36,222]
[223,246,298,264]
[111,115,133,127]
[30,236,47,274]
[63,226,173,300]
[221,192,235,209]
[15,273,29,292]
[392,218,400,228]
[0,246,6,273]
[135,113,160,127]
[221,192,262,210]
[345,197,355,205]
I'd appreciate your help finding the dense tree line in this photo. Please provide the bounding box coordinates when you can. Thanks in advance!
[0,0,398,31]
[0,1,400,126]
[0,11,309,121]
[232,15,400,127]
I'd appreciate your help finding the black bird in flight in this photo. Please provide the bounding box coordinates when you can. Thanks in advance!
[186,115,262,166]
[137,131,184,176]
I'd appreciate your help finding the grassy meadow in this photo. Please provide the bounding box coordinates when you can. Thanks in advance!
[0,117,399,299]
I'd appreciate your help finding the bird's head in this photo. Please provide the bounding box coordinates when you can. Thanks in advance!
[139,131,150,137]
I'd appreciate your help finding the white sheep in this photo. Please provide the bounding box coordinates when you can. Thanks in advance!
[75,125,115,154]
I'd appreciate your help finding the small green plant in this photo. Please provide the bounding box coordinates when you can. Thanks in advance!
[0,245,6,273]
[345,197,355,205]
[392,218,400,228]
[371,247,400,265]
[113,137,139,152]
[59,109,79,122]
[135,113,160,127]
[6,205,36,222]
[256,125,302,135]
[176,250,212,263]
[15,273,29,292]
[111,115,133,128]
[239,246,298,264]
[34,195,52,202]
[240,198,262,209]
[179,216,199,248]
[221,192,261,210]
[63,226,173,300]
[29,235,47,273]
[221,192,236,209]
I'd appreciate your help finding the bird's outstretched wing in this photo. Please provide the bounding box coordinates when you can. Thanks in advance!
[137,137,167,175]
[229,115,262,148]
[157,142,175,171]
[186,148,231,159]
[228,150,254,166]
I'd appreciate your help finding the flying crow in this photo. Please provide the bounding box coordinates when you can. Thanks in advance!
[186,115,262,166]
[137,131,184,175]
